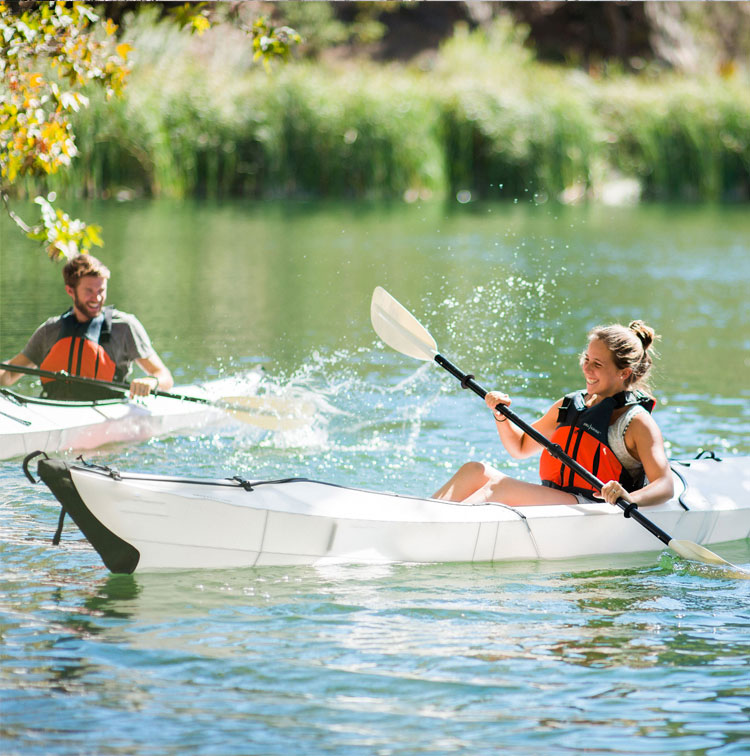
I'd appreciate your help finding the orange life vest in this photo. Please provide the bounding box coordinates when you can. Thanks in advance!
[40,307,119,399]
[539,390,655,498]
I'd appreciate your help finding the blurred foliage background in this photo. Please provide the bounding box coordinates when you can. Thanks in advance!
[6,1,750,206]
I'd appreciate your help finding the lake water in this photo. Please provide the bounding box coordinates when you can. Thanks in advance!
[2,199,749,755]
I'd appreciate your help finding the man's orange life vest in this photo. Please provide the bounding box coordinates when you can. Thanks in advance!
[539,390,655,499]
[40,307,119,399]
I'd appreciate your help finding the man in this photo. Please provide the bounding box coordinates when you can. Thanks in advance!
[0,254,173,400]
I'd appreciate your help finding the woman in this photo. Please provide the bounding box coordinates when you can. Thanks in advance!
[432,321,674,508]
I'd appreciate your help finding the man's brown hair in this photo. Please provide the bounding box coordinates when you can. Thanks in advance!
[62,254,111,288]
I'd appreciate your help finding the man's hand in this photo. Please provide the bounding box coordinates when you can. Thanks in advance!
[129,376,159,399]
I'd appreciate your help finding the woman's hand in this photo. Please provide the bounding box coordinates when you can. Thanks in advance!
[597,480,632,506]
[485,391,511,422]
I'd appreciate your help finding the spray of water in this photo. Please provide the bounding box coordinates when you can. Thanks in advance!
[130,274,566,489]
[207,275,564,490]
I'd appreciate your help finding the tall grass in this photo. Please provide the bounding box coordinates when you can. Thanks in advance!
[597,80,750,201]
[27,13,750,203]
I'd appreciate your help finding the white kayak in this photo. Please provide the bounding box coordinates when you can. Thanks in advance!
[30,452,750,574]
[1,374,260,460]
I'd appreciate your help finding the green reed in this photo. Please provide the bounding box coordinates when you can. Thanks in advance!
[29,15,750,203]
[598,79,750,201]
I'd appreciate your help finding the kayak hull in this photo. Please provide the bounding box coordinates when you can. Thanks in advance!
[1,375,259,460]
[33,454,750,573]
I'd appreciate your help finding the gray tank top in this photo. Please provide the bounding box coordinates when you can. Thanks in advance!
[607,404,648,476]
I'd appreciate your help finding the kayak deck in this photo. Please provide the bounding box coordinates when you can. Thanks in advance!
[1,379,251,460]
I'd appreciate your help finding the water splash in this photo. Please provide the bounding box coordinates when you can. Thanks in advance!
[215,279,567,489]
[424,273,563,393]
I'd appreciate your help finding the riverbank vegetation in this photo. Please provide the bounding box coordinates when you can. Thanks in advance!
[12,5,750,205]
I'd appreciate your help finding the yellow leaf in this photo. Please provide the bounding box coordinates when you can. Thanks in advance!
[192,16,210,36]
[104,18,118,36]
[86,224,104,247]
[116,43,132,60]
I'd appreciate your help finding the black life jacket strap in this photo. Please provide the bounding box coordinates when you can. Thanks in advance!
[100,306,113,343]
[57,308,109,378]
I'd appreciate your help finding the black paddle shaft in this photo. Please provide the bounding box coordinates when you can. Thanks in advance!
[433,353,673,547]
[0,361,208,406]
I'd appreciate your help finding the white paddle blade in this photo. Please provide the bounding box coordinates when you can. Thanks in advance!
[224,409,309,431]
[668,538,747,571]
[220,395,315,431]
[371,286,438,362]
[220,395,315,416]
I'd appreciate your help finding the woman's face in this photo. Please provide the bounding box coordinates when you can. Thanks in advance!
[580,338,629,397]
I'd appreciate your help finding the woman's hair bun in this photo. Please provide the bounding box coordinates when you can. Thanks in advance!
[628,320,656,351]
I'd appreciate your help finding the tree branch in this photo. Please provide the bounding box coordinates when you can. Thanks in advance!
[1,190,33,234]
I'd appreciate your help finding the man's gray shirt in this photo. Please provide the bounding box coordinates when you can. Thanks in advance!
[23,308,155,380]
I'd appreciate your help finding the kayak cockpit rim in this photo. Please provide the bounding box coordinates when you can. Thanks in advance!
[31,451,530,518]
[2,387,129,409]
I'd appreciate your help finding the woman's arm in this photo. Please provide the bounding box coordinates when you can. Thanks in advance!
[600,413,674,506]
[485,391,563,459]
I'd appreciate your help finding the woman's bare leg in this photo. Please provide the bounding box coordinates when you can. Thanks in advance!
[432,461,497,501]
[462,474,578,507]
[434,461,579,506]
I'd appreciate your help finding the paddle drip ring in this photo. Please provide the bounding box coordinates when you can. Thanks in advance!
[460,374,475,390]
[622,501,639,518]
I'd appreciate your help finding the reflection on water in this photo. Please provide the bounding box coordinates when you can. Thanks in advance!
[1,199,749,755]
[3,548,750,754]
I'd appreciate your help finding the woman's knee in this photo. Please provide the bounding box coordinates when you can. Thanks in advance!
[458,461,488,478]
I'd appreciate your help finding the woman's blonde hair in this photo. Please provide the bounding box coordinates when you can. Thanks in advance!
[585,320,659,395]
